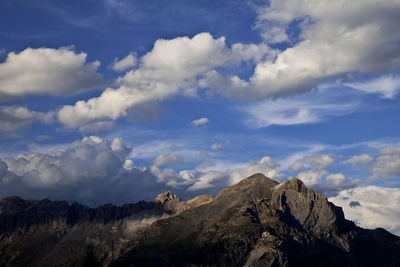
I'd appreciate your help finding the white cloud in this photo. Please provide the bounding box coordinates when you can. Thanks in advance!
[153,153,183,166]
[203,0,400,98]
[342,154,374,165]
[305,154,335,170]
[330,186,400,235]
[111,52,137,71]
[191,117,210,126]
[57,33,272,128]
[345,75,400,99]
[380,146,400,155]
[209,141,231,151]
[289,162,304,172]
[244,88,358,127]
[187,171,226,191]
[57,33,229,128]
[371,153,400,180]
[0,47,103,101]
[210,143,222,150]
[287,153,335,172]
[0,136,169,206]
[0,106,54,132]
[297,170,326,186]
[150,155,285,192]
[340,147,400,181]
[123,159,134,171]
[230,156,285,184]
[325,173,346,186]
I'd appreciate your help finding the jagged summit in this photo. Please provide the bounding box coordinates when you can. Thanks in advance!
[278,176,308,192]
[0,195,30,214]
[153,190,182,204]
[1,173,400,267]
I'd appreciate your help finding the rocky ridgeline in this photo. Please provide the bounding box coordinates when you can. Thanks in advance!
[1,173,399,266]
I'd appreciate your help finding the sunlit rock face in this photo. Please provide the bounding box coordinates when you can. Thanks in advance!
[1,173,400,267]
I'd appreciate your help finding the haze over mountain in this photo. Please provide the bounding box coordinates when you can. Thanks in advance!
[1,174,399,266]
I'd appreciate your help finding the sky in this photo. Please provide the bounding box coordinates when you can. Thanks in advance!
[1,0,400,234]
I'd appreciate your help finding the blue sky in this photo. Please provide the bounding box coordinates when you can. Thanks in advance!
[1,0,400,234]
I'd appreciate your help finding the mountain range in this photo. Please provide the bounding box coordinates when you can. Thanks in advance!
[0,173,399,266]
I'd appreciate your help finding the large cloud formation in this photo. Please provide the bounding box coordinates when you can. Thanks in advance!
[202,0,400,98]
[0,47,104,102]
[57,33,271,128]
[342,147,400,180]
[0,137,161,206]
[330,186,400,235]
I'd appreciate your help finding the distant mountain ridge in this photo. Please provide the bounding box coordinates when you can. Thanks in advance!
[0,173,399,266]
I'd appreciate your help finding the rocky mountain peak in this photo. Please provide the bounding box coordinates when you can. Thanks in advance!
[271,176,354,236]
[0,195,29,214]
[280,177,308,193]
[153,190,181,204]
[216,173,279,202]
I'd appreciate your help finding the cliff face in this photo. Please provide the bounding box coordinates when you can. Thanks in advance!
[1,173,399,267]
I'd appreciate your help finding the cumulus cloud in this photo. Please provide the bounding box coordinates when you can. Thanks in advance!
[191,117,210,126]
[153,153,184,166]
[330,186,400,235]
[297,170,326,186]
[202,0,400,98]
[325,173,346,186]
[187,171,226,191]
[111,52,137,71]
[289,153,335,171]
[58,33,230,128]
[230,156,285,184]
[149,155,285,192]
[287,151,358,195]
[0,106,54,132]
[345,75,400,99]
[0,47,104,101]
[340,147,400,181]
[0,136,167,206]
[295,169,357,196]
[304,154,335,170]
[57,33,271,128]
[371,152,400,180]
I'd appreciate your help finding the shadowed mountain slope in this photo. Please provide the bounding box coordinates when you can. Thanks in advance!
[0,173,399,267]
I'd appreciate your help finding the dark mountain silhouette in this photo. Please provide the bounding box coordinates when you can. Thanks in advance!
[0,173,399,266]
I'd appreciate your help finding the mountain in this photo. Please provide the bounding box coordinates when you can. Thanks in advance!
[0,173,399,266]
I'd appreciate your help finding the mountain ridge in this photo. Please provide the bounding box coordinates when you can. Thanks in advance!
[0,173,399,266]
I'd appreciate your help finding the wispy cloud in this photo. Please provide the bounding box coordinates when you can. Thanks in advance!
[345,75,400,99]
[244,87,359,128]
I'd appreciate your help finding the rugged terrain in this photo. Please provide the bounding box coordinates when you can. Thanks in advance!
[0,173,399,266]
